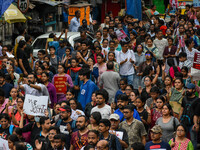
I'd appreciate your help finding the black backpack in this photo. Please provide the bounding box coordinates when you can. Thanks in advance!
[180,96,199,126]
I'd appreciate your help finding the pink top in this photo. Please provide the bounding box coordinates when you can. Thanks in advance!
[169,66,181,79]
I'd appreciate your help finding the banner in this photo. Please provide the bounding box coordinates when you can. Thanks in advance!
[193,0,200,8]
[126,0,142,20]
[0,0,14,17]
[115,29,130,43]
[193,52,200,70]
[23,94,48,116]
[54,76,67,94]
[170,0,178,9]
[0,138,9,150]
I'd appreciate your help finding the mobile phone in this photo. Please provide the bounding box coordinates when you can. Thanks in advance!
[6,61,10,70]
[9,97,12,102]
[47,38,53,42]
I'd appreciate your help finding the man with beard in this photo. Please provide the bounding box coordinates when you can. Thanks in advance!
[179,83,200,149]
[80,130,99,150]
[53,134,67,150]
[136,28,146,45]
[119,105,147,150]
[56,105,76,149]
[145,125,171,150]
[0,72,13,98]
[109,114,129,150]
[18,73,49,97]
[99,119,122,150]
[70,115,89,150]
[91,89,111,119]
[114,94,141,122]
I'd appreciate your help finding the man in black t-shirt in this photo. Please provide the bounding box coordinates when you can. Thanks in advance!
[55,105,76,149]
[17,40,32,76]
[180,83,200,150]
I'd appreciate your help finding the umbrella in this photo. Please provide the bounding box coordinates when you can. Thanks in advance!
[4,3,26,24]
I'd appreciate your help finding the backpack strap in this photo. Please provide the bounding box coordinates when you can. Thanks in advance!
[56,119,62,126]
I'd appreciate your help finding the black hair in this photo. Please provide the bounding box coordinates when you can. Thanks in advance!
[91,112,102,125]
[48,126,60,134]
[176,124,188,133]
[102,39,109,43]
[174,72,183,78]
[41,72,49,78]
[121,41,129,47]
[163,103,173,116]
[174,77,184,84]
[117,94,129,101]
[185,38,194,47]
[96,89,109,103]
[106,61,114,70]
[136,96,146,103]
[14,142,27,150]
[88,130,100,137]
[78,68,91,79]
[120,78,128,84]
[0,88,5,97]
[38,49,46,55]
[99,119,111,128]
[131,142,145,150]
[179,52,187,58]
[67,88,75,96]
[49,33,55,38]
[145,51,153,58]
[18,26,26,35]
[6,45,13,52]
[181,66,189,73]
[103,27,109,31]
[77,115,88,123]
[164,75,173,83]
[54,134,65,143]
[156,95,165,103]
[126,84,134,90]
[39,116,49,125]
[17,96,25,102]
[124,105,135,112]
[13,128,23,136]
[8,134,20,143]
[87,57,96,64]
[150,86,160,94]
[25,34,31,42]
[96,53,104,59]
[132,89,139,97]
[109,40,115,45]
[0,113,10,121]
[167,58,179,74]
[18,40,26,48]
[143,66,153,77]
[75,10,80,16]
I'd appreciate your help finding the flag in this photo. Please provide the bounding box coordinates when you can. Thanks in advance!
[126,0,142,20]
[0,0,14,17]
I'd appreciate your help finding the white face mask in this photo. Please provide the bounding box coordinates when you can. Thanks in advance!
[34,116,40,122]
[151,20,154,24]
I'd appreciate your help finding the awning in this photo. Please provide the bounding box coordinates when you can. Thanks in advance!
[31,0,64,6]
[4,3,26,24]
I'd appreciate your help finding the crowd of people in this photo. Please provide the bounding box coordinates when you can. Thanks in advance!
[0,3,200,150]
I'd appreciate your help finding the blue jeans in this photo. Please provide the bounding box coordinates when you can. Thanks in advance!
[188,125,197,150]
[121,74,134,86]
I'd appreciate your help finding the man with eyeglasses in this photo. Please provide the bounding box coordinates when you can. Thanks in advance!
[96,140,109,150]
[145,125,171,150]
[117,41,135,85]
[119,105,146,150]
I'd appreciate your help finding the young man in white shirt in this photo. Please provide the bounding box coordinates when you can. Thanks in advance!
[118,41,135,85]
[91,89,111,119]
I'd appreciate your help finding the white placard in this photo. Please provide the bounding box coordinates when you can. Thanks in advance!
[23,94,48,116]
[191,67,200,81]
[0,138,9,150]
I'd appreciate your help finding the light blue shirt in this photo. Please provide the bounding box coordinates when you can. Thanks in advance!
[69,17,80,32]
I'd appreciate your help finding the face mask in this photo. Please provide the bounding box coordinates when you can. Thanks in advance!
[35,116,40,122]
[186,91,193,97]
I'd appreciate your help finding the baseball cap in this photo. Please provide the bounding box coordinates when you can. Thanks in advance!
[186,83,195,89]
[59,105,71,112]
[150,125,162,134]
[109,114,120,120]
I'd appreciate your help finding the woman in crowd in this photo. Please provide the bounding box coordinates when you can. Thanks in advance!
[52,64,73,102]
[181,66,192,87]
[169,124,194,150]
[150,96,165,128]
[87,112,102,131]
[85,92,97,119]
[129,89,139,106]
[41,72,57,108]
[168,78,185,118]
[107,52,119,72]
[156,104,179,143]
[42,61,54,82]
[69,99,85,121]
[144,38,158,62]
